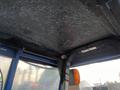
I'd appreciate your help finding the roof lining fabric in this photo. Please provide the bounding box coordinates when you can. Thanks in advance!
[0,0,114,54]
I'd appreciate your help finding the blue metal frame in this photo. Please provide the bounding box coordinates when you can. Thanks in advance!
[4,49,23,90]
[0,43,58,90]
[21,52,57,66]
[0,43,16,58]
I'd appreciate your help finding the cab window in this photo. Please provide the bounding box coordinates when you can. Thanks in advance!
[12,60,60,90]
[0,56,12,89]
[76,59,120,90]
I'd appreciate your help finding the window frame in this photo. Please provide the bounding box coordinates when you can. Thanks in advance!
[1,42,120,90]
[0,43,58,90]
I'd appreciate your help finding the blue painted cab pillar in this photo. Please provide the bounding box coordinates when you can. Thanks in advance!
[4,49,23,90]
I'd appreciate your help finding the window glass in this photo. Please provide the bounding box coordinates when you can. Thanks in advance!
[0,56,12,89]
[12,60,60,90]
[76,59,120,90]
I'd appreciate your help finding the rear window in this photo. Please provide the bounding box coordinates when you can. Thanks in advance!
[76,59,120,90]
[12,60,60,90]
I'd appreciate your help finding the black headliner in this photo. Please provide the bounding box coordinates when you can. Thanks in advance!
[0,0,117,58]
